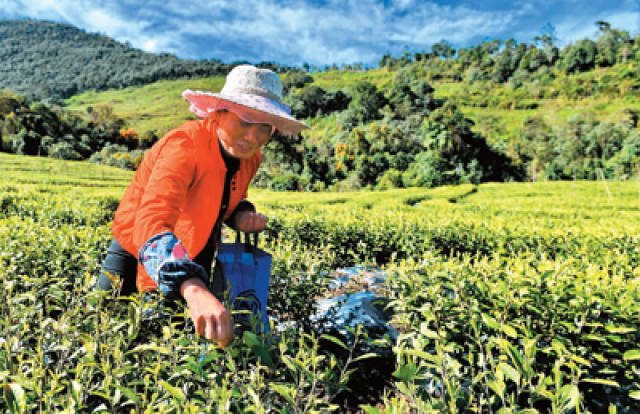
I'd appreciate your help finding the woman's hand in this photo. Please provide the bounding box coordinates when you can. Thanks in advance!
[180,278,233,347]
[234,211,268,233]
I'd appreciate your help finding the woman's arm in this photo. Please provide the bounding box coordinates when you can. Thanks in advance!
[131,132,233,346]
[133,133,196,248]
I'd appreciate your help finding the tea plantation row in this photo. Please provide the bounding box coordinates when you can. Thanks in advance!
[1,153,640,413]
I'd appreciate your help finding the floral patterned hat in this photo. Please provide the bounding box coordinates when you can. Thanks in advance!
[183,65,309,137]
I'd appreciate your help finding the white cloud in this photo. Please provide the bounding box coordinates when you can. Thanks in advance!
[0,0,182,54]
[1,0,638,65]
[555,11,640,46]
[155,0,521,64]
[142,39,157,52]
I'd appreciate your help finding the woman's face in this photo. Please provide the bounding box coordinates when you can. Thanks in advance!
[216,110,273,160]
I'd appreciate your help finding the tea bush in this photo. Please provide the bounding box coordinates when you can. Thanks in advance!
[2,152,640,412]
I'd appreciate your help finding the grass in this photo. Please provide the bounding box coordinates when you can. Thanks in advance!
[65,77,226,137]
[311,68,393,91]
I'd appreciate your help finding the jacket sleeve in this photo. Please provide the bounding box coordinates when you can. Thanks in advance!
[133,132,196,249]
[133,132,207,297]
[138,232,207,298]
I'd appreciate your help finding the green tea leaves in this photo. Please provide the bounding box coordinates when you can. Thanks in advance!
[3,384,26,414]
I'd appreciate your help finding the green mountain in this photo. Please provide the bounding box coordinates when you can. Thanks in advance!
[0,19,290,102]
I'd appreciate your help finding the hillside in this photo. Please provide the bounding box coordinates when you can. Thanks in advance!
[0,19,290,102]
[2,19,639,190]
[66,64,640,142]
[64,59,640,188]
[66,77,226,138]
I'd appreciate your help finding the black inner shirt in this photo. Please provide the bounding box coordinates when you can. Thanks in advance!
[193,139,239,277]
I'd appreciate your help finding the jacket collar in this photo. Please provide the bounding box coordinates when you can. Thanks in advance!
[203,118,227,173]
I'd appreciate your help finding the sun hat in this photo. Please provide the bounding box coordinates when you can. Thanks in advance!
[183,65,310,137]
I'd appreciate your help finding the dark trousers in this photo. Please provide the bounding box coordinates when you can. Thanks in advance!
[96,238,138,296]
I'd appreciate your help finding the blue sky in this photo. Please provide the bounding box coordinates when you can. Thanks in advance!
[1,0,638,67]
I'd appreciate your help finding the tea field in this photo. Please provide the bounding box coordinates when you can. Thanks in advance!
[2,151,640,413]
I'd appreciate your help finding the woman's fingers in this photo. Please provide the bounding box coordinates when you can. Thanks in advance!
[188,294,233,346]
[201,313,233,345]
[216,311,233,347]
[249,212,267,232]
[196,316,206,337]
[236,212,268,233]
[256,213,268,229]
[204,315,216,341]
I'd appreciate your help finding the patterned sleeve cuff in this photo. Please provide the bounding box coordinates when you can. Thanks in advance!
[138,231,208,298]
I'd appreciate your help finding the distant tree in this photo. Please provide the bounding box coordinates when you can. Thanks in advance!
[286,85,350,119]
[562,39,597,73]
[379,53,397,68]
[388,68,438,119]
[431,40,456,59]
[594,21,631,67]
[283,71,314,94]
[493,39,527,82]
[595,20,611,32]
[49,141,82,160]
[533,33,559,66]
[480,39,502,56]
[347,82,387,124]
[519,47,548,72]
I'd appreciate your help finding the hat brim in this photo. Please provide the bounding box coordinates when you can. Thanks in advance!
[182,89,310,137]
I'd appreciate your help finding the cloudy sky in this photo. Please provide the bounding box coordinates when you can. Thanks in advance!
[1,0,638,67]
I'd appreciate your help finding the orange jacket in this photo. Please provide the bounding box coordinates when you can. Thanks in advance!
[111,118,261,292]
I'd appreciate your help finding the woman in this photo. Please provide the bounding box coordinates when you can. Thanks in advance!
[97,65,309,347]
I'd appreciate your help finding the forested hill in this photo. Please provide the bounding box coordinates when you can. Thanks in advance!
[0,19,290,102]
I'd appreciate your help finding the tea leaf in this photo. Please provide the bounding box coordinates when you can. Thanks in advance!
[160,380,185,403]
[623,349,640,361]
[487,378,506,397]
[497,362,520,384]
[481,313,500,331]
[560,384,579,411]
[352,353,379,363]
[116,385,141,405]
[392,363,417,383]
[502,323,518,339]
[570,355,592,367]
[360,405,383,414]
[243,331,261,348]
[71,381,82,405]
[271,383,296,406]
[605,325,635,334]
[581,378,620,387]
[321,334,348,350]
[126,344,171,355]
[92,403,109,413]
[4,383,26,414]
